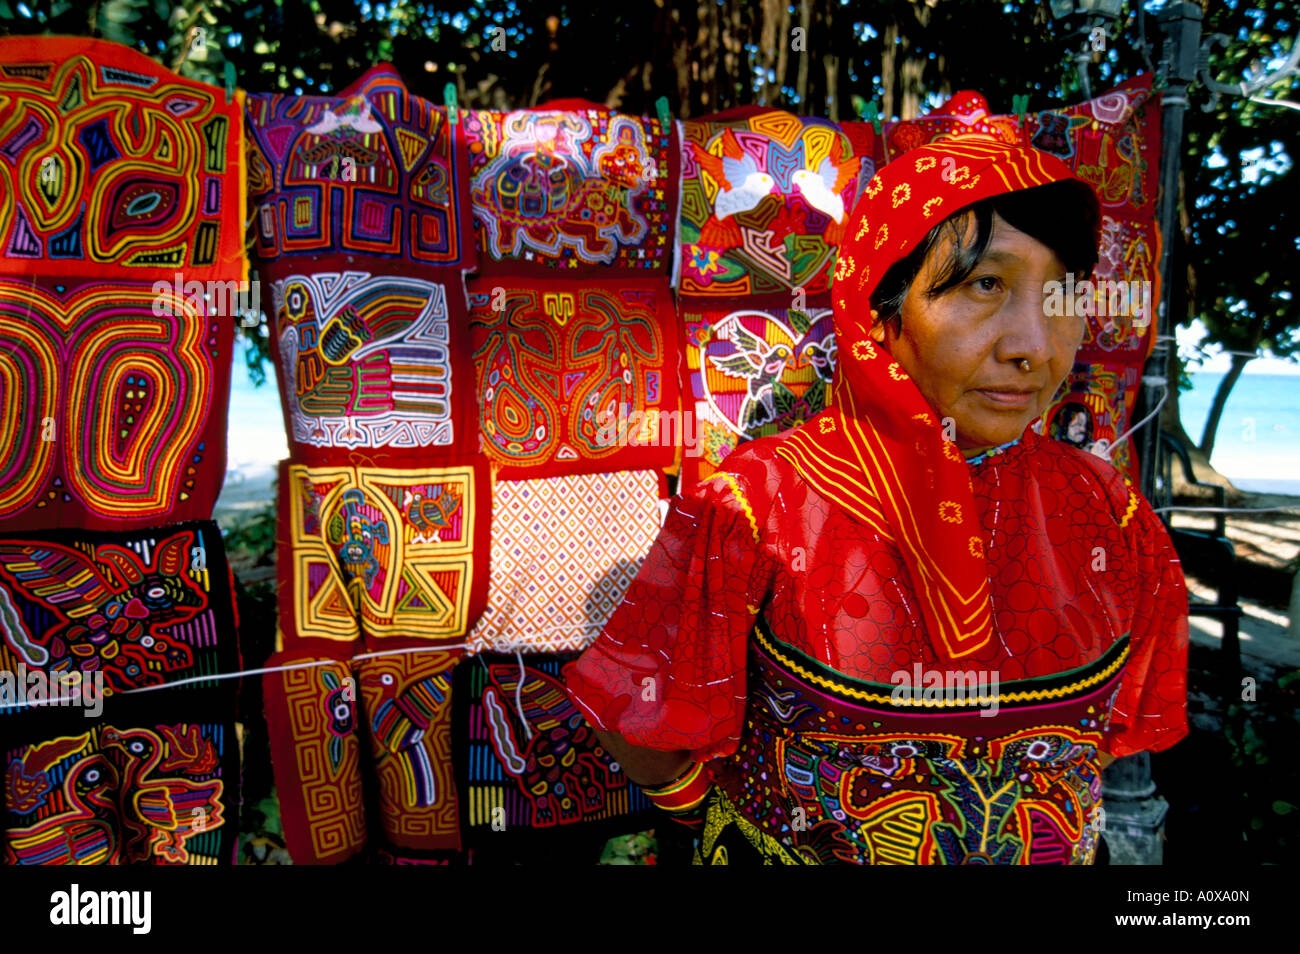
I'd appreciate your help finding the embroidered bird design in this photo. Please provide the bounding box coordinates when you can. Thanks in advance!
[801,335,838,384]
[305,96,383,136]
[791,134,861,244]
[690,128,777,247]
[360,666,453,810]
[401,487,462,544]
[0,534,203,693]
[101,726,225,865]
[708,321,795,429]
[4,748,121,866]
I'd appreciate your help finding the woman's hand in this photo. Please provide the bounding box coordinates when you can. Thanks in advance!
[594,729,692,788]
[1098,752,1116,771]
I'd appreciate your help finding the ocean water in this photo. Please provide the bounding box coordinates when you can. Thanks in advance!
[1178,372,1300,495]
[221,352,1300,495]
[225,350,287,484]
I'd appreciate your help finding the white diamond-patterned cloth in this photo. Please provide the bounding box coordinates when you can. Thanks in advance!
[469,469,663,654]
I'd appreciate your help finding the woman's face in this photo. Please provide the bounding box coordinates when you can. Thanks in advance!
[871,212,1084,454]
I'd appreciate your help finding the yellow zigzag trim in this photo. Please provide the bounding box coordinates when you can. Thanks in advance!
[1119,489,1141,529]
[712,472,760,543]
[754,625,1129,707]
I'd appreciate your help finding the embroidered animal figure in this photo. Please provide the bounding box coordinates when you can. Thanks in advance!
[709,320,795,428]
[690,128,778,247]
[791,135,861,244]
[0,533,203,693]
[402,487,461,544]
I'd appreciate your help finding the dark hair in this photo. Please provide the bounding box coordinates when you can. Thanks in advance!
[869,179,1100,331]
[1050,401,1093,446]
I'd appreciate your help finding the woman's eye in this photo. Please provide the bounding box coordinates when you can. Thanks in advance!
[969,275,1001,293]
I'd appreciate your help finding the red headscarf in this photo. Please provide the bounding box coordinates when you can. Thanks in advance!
[776,136,1100,662]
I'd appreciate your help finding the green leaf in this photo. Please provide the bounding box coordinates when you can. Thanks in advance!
[1273,801,1295,816]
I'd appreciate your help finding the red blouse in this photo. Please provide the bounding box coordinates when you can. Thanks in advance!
[568,426,1189,763]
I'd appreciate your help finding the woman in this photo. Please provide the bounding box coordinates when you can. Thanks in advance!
[567,137,1189,865]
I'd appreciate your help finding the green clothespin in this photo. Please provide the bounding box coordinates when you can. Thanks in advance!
[864,100,883,136]
[1012,93,1030,144]
[224,61,236,104]
[444,82,459,127]
[655,96,671,130]
[1012,93,1029,124]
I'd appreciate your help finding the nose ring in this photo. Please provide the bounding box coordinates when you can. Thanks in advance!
[1019,359,1032,373]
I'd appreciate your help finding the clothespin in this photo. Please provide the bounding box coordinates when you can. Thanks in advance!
[655,96,671,131]
[863,100,883,136]
[1012,93,1029,143]
[444,82,459,127]
[862,100,888,163]
[224,61,236,104]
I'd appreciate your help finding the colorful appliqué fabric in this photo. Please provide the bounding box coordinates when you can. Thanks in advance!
[881,77,1162,484]
[693,629,1121,865]
[680,304,836,486]
[275,460,489,649]
[463,102,677,275]
[467,277,680,477]
[0,38,246,531]
[267,268,480,463]
[3,720,238,865]
[469,470,665,654]
[263,649,461,863]
[0,38,246,278]
[568,433,1189,864]
[1046,361,1138,465]
[453,652,654,846]
[0,522,240,699]
[245,65,474,268]
[0,278,234,530]
[677,108,875,303]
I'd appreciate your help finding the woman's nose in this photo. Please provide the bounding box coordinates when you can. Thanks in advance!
[997,288,1056,368]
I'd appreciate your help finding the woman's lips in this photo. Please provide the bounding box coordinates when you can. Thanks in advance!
[975,388,1037,409]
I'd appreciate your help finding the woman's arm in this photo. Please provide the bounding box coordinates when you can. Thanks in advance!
[595,729,693,788]
[1098,752,1116,772]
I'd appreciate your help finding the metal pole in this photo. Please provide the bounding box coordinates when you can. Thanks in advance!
[1139,1,1202,508]
[1100,0,1203,867]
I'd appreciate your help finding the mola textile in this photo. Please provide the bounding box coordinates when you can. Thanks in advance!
[463,101,678,276]
[266,267,481,464]
[245,65,475,270]
[275,459,490,651]
[3,717,240,865]
[468,469,665,654]
[0,37,246,281]
[677,107,875,305]
[0,523,242,866]
[453,651,655,849]
[679,303,836,487]
[0,37,246,531]
[262,649,461,863]
[0,521,240,702]
[466,277,681,477]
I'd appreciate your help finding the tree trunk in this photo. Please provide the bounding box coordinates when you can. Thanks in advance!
[821,0,837,120]
[1198,351,1252,460]
[795,0,812,108]
[881,19,898,120]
